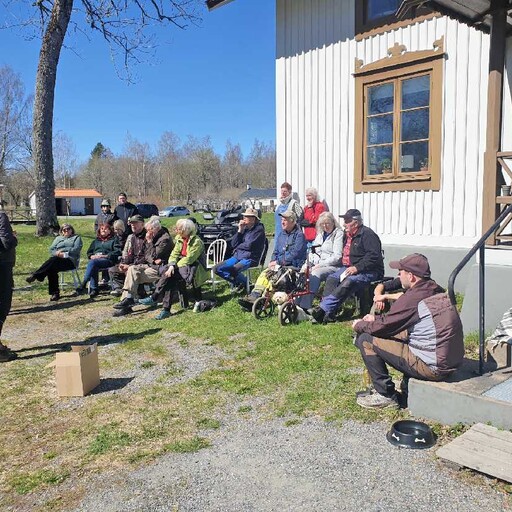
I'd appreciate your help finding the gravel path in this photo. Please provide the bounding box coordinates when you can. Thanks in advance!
[75,416,508,512]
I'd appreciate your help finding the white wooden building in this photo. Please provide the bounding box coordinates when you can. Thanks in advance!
[29,188,103,216]
[208,0,512,331]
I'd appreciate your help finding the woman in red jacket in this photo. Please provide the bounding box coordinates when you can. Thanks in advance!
[301,188,326,242]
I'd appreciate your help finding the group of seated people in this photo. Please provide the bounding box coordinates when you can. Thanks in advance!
[21,196,465,410]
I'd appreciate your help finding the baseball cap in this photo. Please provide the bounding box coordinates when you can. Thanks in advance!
[339,209,362,221]
[128,214,144,223]
[101,199,111,207]
[279,210,297,222]
[389,253,431,278]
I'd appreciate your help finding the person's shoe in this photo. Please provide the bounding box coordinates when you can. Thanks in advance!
[89,289,99,298]
[155,309,171,320]
[0,347,17,363]
[138,296,156,306]
[310,306,325,324]
[112,307,133,317]
[26,274,36,284]
[323,313,336,324]
[113,297,135,309]
[75,285,86,295]
[356,391,399,410]
[110,288,122,297]
[98,279,109,287]
[238,292,260,311]
[49,293,60,302]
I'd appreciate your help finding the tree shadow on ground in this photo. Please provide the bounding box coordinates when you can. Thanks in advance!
[9,295,107,315]
[13,329,161,360]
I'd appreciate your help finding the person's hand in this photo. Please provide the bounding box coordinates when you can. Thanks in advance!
[119,263,129,273]
[346,266,358,275]
[164,266,175,278]
[238,219,246,232]
[56,250,64,258]
[374,300,385,312]
[362,314,375,322]
[154,258,162,265]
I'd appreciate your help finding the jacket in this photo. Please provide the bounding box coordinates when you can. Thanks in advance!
[344,225,384,278]
[86,237,121,265]
[0,212,17,265]
[355,279,464,374]
[114,202,139,233]
[94,210,115,231]
[231,222,266,266]
[121,229,147,265]
[274,197,303,238]
[302,201,326,241]
[311,227,344,268]
[49,234,83,268]
[169,234,209,287]
[272,225,307,268]
[145,228,174,269]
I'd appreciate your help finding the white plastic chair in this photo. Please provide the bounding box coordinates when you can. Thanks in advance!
[59,257,82,289]
[206,239,227,291]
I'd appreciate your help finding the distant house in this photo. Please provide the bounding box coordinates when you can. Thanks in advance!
[29,188,103,216]
[239,188,278,210]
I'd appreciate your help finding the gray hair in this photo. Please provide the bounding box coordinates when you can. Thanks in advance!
[305,187,319,201]
[316,211,339,235]
[113,219,125,232]
[176,218,197,237]
[145,215,161,231]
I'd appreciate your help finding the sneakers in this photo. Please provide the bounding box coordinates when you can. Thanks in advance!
[110,288,122,297]
[138,296,156,306]
[113,297,135,309]
[155,309,171,320]
[356,391,399,410]
[89,289,99,298]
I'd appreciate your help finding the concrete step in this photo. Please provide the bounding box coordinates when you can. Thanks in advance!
[408,358,512,429]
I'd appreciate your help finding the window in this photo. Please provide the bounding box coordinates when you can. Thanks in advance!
[355,0,433,36]
[354,40,444,192]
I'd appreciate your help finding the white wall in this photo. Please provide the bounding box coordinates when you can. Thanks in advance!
[276,0,490,248]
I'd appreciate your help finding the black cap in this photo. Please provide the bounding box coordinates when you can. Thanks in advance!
[128,214,144,223]
[339,209,362,221]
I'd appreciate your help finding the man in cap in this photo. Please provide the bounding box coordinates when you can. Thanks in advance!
[352,253,464,409]
[112,215,173,316]
[114,193,139,235]
[239,209,306,308]
[94,199,115,232]
[215,208,266,291]
[310,209,384,323]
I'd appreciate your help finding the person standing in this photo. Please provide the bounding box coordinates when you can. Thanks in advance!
[0,212,18,362]
[274,182,303,239]
[114,193,139,235]
[301,188,326,242]
[94,199,115,232]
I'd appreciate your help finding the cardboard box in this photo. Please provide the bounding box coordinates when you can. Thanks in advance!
[48,344,100,396]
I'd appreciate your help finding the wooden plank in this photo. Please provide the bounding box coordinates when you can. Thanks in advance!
[436,423,512,483]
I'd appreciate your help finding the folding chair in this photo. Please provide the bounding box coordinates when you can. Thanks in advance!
[59,257,82,289]
[241,237,269,293]
[205,238,227,291]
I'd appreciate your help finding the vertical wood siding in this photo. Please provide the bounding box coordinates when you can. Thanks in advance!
[276,0,491,247]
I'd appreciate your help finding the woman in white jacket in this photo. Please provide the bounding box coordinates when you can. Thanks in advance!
[296,211,344,310]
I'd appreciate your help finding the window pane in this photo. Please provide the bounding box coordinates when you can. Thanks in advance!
[367,0,399,21]
[402,75,430,109]
[367,146,393,175]
[368,83,394,115]
[400,141,429,173]
[368,114,393,145]
[401,108,429,141]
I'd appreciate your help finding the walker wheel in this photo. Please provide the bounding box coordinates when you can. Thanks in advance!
[252,296,274,319]
[279,302,298,326]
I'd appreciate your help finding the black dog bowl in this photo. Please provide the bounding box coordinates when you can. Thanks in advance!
[386,420,436,449]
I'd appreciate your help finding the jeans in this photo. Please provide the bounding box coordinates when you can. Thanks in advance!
[83,258,112,291]
[215,257,252,287]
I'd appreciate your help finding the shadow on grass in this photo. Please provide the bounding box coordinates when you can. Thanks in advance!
[13,329,161,360]
[9,296,101,315]
[91,377,134,394]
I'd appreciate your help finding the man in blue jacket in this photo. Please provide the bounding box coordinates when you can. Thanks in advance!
[215,208,266,290]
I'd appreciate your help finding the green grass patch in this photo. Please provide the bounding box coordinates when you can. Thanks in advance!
[196,417,221,429]
[8,469,70,495]
[88,423,132,455]
[164,436,211,453]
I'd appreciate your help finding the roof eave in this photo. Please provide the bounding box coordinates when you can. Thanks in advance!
[206,0,235,11]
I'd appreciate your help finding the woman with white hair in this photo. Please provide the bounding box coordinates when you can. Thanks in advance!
[138,218,208,319]
[295,211,344,310]
[301,187,326,242]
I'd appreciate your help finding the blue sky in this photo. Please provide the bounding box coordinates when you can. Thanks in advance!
[1,0,276,163]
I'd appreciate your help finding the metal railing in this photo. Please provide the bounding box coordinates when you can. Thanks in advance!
[448,202,512,375]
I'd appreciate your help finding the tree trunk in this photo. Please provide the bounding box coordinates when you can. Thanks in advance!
[32,0,73,236]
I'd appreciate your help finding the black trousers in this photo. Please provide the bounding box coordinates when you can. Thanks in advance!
[0,263,14,337]
[32,256,75,295]
[152,265,201,309]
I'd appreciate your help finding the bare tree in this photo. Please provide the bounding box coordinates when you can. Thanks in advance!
[156,131,182,201]
[53,131,78,188]
[246,139,276,188]
[2,1,200,234]
[221,140,245,189]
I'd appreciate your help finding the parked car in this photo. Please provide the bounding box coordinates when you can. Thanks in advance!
[136,203,159,218]
[159,206,191,217]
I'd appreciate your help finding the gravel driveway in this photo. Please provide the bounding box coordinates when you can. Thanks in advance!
[75,415,508,512]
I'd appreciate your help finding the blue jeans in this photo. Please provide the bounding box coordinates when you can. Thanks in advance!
[320,267,381,315]
[83,258,112,290]
[215,257,252,286]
